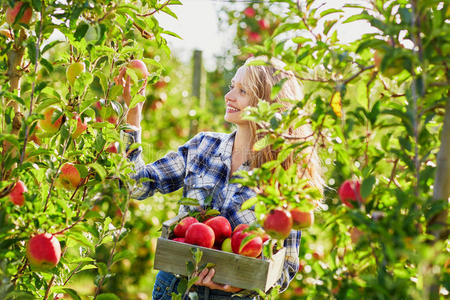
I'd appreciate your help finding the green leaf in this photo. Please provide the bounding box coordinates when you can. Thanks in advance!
[342,13,370,24]
[241,197,258,211]
[90,162,106,180]
[239,233,258,253]
[245,59,267,66]
[186,261,195,274]
[361,175,375,199]
[320,8,343,18]
[113,250,134,264]
[96,294,120,300]
[253,136,269,151]
[74,23,89,41]
[177,277,188,294]
[129,94,146,109]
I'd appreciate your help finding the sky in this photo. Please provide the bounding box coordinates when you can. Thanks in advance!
[157,0,377,71]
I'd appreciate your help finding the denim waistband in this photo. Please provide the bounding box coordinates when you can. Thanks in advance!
[190,285,256,300]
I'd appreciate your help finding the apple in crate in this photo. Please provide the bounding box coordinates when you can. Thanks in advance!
[231,229,263,258]
[204,216,232,245]
[185,223,215,248]
[173,216,198,238]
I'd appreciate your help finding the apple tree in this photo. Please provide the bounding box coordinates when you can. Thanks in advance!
[219,0,448,299]
[0,0,184,299]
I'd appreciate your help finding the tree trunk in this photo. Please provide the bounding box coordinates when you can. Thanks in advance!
[430,97,450,238]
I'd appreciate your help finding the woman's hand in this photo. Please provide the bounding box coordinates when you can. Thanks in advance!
[194,268,242,293]
[114,67,147,129]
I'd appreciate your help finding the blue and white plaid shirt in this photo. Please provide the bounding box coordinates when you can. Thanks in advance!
[122,129,300,292]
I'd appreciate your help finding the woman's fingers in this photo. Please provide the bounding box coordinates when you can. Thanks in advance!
[194,268,210,285]
[202,268,215,284]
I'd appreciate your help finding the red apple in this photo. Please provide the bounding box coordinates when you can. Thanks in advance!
[29,123,42,145]
[6,2,32,25]
[66,62,85,86]
[221,237,232,253]
[232,224,249,235]
[58,163,82,190]
[173,216,199,238]
[338,180,363,208]
[71,114,87,139]
[263,208,293,240]
[154,80,167,89]
[243,7,255,18]
[26,233,61,269]
[247,31,262,43]
[39,106,63,134]
[127,59,149,80]
[258,19,270,30]
[9,180,27,206]
[290,208,314,230]
[95,100,118,124]
[106,142,119,153]
[231,230,263,257]
[204,216,232,245]
[259,231,270,243]
[185,223,215,248]
[172,237,185,243]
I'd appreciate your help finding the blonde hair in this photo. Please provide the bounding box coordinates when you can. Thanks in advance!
[240,56,324,195]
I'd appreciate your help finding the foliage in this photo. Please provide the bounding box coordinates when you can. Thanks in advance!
[219,0,449,299]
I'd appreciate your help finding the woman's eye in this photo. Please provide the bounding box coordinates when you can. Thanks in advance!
[240,89,246,94]
[228,84,234,90]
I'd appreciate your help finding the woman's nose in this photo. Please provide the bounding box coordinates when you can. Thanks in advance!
[225,90,235,102]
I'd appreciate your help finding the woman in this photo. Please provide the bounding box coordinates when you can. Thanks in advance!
[118,57,324,299]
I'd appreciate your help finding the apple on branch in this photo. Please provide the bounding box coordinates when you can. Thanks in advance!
[58,163,83,190]
[26,233,61,270]
[95,100,119,124]
[71,113,88,139]
[6,2,32,26]
[9,180,27,206]
[39,106,63,134]
[338,179,364,208]
[263,208,293,240]
[243,6,256,18]
[290,208,314,230]
[66,62,85,86]
[127,59,149,81]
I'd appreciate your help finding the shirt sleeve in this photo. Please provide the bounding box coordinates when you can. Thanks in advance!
[121,129,203,200]
[276,230,301,292]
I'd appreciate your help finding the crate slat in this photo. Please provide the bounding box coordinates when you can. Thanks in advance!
[154,237,286,291]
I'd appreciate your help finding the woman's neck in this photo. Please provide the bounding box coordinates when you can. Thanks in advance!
[233,125,252,160]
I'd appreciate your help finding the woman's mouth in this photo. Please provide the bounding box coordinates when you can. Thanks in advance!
[226,106,240,113]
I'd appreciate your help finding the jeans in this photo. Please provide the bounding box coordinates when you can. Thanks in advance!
[152,271,257,300]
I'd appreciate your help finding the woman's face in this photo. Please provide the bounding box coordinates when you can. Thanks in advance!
[224,67,253,125]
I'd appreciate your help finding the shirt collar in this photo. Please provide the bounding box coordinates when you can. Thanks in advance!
[215,130,236,162]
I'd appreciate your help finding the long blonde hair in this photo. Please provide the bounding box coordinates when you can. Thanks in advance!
[240,57,324,194]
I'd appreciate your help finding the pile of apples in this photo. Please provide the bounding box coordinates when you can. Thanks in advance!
[169,216,270,258]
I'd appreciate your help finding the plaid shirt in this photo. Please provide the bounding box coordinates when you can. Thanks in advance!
[122,129,300,292]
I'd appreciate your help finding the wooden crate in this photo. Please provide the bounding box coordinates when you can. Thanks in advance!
[154,213,286,292]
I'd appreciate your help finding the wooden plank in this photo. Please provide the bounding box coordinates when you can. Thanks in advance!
[161,212,188,239]
[264,247,287,291]
[155,238,281,291]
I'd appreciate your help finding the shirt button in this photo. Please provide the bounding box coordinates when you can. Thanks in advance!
[156,287,160,291]
[166,287,170,291]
